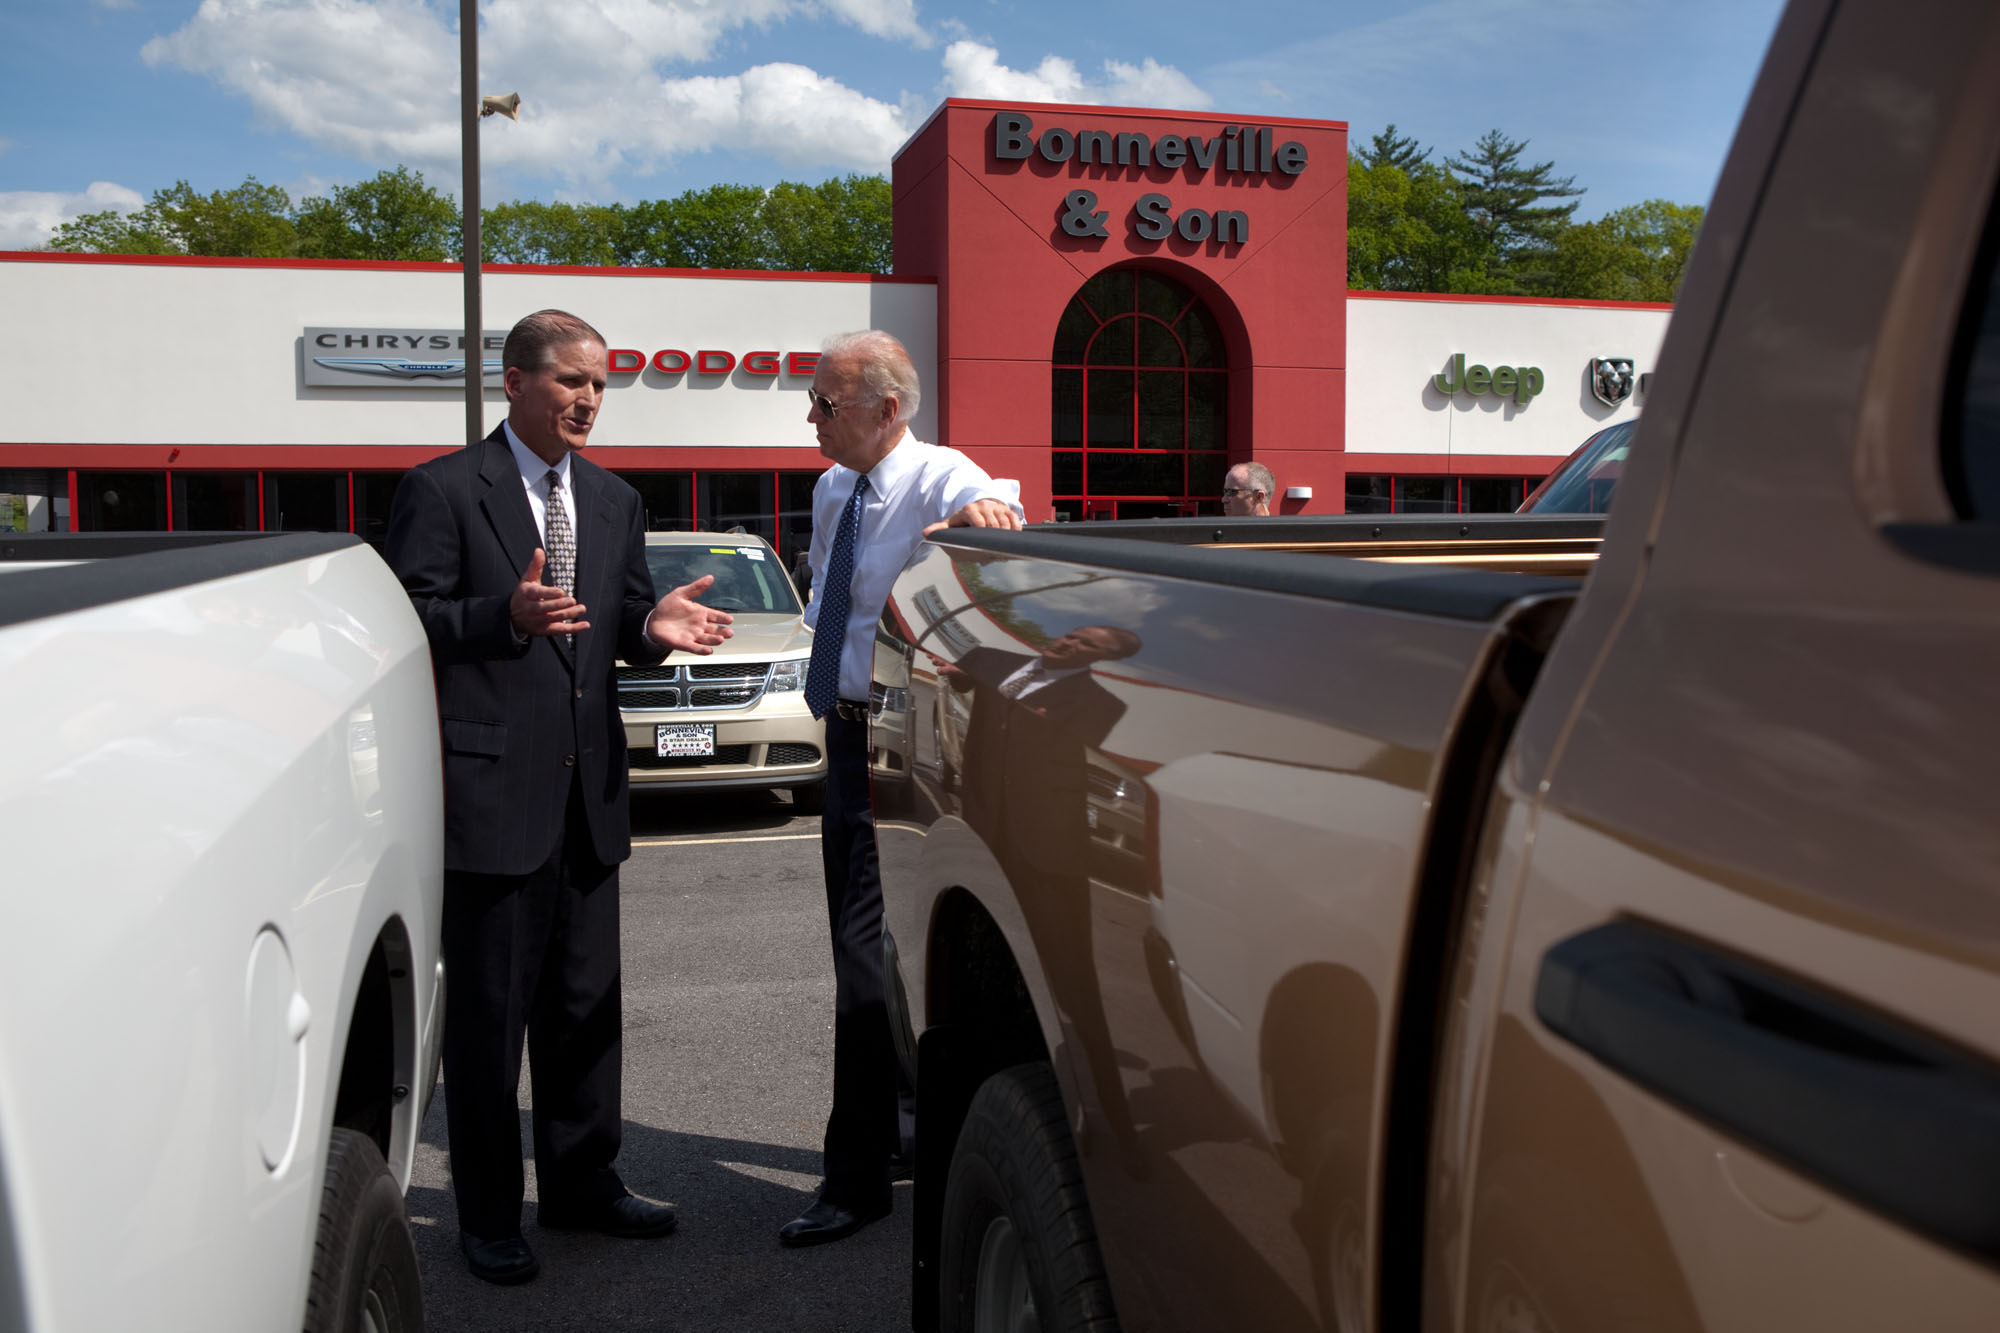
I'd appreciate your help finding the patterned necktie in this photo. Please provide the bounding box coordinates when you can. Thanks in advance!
[543,468,575,597]
[804,474,870,720]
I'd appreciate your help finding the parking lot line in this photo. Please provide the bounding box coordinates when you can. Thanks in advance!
[631,833,820,847]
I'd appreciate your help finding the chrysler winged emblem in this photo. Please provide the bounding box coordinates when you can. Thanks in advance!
[312,356,503,380]
[1590,357,1636,408]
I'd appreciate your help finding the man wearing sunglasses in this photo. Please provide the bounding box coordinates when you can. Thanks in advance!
[1222,461,1277,516]
[784,329,1024,1248]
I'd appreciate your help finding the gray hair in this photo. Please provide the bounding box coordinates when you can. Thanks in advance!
[1231,461,1277,497]
[503,308,606,374]
[821,329,921,424]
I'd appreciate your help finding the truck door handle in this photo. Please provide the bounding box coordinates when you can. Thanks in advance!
[1535,920,2000,1264]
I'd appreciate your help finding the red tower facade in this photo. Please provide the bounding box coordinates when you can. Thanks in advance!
[894,99,1349,520]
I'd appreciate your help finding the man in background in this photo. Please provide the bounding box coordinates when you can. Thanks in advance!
[1222,461,1277,516]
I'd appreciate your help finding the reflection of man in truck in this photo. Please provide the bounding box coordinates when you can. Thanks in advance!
[941,624,1142,1142]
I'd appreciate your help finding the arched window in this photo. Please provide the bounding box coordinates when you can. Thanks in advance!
[1052,269,1229,520]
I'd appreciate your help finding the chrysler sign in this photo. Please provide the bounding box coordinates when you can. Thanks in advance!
[304,328,824,390]
[304,328,506,388]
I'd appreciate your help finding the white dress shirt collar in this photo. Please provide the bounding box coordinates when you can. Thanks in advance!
[502,420,572,490]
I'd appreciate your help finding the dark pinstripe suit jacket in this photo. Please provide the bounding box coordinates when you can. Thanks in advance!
[385,429,666,876]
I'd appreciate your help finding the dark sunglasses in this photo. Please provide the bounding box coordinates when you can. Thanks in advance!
[807,387,846,419]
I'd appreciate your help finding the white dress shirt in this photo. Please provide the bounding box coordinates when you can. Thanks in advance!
[804,436,1023,701]
[502,420,575,552]
[999,659,1086,700]
[502,422,668,647]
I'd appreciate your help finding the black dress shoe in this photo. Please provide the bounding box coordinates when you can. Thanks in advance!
[538,1193,679,1239]
[460,1232,539,1285]
[777,1197,891,1248]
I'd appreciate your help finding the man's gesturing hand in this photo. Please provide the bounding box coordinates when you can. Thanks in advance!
[510,548,590,636]
[923,497,1024,536]
[647,573,735,655]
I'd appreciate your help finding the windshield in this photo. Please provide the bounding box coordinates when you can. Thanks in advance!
[1518,419,1637,515]
[645,543,801,615]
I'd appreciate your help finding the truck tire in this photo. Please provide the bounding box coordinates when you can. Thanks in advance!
[303,1129,424,1333]
[940,1063,1120,1333]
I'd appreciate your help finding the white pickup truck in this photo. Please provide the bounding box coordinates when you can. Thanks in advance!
[0,531,444,1332]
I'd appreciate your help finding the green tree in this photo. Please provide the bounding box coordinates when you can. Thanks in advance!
[295,166,459,261]
[614,198,695,268]
[152,178,297,255]
[49,207,179,255]
[1446,130,1585,287]
[1539,199,1704,301]
[1357,124,1429,173]
[637,183,770,270]
[762,175,893,273]
[483,199,625,266]
[1347,158,1492,292]
[50,175,295,256]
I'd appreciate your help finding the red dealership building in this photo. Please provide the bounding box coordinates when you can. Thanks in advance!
[0,99,1668,556]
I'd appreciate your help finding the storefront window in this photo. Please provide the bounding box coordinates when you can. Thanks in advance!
[698,472,776,546]
[1052,268,1229,518]
[262,472,348,532]
[0,469,66,532]
[1345,474,1544,514]
[174,472,259,531]
[777,473,817,571]
[352,473,405,547]
[616,468,822,571]
[625,472,695,533]
[77,471,166,532]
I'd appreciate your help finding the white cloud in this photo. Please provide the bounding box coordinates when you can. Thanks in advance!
[818,0,927,47]
[0,182,146,249]
[649,64,914,168]
[939,40,1211,110]
[139,0,925,190]
[135,3,1211,193]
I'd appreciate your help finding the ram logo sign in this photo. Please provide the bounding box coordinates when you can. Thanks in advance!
[1590,357,1637,407]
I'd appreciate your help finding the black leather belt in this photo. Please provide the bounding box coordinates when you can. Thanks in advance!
[833,699,870,722]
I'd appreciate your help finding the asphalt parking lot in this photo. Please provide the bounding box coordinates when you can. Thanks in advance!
[408,787,911,1332]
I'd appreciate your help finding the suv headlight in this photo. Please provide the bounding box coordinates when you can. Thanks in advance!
[769,659,806,692]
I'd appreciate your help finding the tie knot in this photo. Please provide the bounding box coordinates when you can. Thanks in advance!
[545,468,561,489]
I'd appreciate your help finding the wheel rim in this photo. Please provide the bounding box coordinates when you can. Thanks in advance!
[360,1287,388,1333]
[971,1213,1039,1333]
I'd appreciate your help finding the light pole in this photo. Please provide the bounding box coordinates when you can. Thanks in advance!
[459,0,483,446]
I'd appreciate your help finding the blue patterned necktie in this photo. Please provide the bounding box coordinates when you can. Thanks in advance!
[804,474,870,720]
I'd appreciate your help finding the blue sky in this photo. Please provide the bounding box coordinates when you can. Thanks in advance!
[0,0,1787,250]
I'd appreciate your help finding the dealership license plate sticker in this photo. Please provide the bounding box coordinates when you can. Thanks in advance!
[657,723,715,757]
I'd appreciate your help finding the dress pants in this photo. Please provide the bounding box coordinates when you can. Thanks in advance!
[818,711,917,1211]
[441,775,626,1240]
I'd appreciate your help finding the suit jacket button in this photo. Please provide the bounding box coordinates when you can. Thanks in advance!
[564,754,576,766]
[574,688,583,699]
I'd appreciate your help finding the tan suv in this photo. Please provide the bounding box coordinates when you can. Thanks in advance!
[620,531,824,811]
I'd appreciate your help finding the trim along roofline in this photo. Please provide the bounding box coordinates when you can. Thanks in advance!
[0,250,936,283]
[1349,289,1674,312]
[894,96,1348,161]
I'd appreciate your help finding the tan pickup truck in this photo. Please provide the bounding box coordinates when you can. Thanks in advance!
[869,1,2000,1329]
